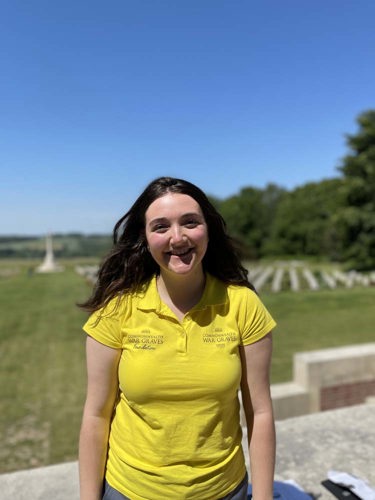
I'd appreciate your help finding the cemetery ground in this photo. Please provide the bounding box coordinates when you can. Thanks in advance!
[0,259,374,474]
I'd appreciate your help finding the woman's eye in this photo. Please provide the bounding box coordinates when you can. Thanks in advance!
[185,220,199,228]
[153,224,168,232]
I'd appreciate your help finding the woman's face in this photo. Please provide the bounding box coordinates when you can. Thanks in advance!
[145,193,209,278]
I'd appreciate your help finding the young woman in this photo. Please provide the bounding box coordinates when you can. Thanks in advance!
[79,177,276,500]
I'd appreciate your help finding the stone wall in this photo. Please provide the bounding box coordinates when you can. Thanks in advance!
[271,343,375,420]
[320,379,375,410]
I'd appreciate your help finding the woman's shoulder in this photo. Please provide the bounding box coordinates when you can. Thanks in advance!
[94,285,145,318]
[206,274,257,305]
[102,278,157,315]
[226,281,257,298]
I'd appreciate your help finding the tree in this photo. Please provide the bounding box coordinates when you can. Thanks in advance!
[336,110,375,270]
[217,184,286,259]
[267,179,343,258]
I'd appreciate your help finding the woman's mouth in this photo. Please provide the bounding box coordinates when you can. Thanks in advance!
[168,248,193,257]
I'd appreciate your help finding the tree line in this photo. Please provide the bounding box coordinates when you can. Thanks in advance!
[211,109,375,271]
[0,234,112,260]
[1,110,374,270]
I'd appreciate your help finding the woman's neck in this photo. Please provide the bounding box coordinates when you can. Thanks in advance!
[157,269,206,318]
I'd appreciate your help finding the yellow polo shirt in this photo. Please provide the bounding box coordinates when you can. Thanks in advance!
[83,274,276,500]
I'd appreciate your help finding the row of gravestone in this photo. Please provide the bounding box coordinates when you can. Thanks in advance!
[75,265,98,284]
[75,264,375,293]
[249,265,375,292]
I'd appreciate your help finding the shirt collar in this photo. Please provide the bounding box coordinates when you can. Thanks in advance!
[136,273,228,313]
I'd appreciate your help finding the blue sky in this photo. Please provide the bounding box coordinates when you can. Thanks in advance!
[1,0,374,235]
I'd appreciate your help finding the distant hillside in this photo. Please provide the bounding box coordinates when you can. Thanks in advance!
[0,234,112,259]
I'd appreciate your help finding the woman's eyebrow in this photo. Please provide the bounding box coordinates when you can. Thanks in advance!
[149,212,202,224]
[180,212,203,219]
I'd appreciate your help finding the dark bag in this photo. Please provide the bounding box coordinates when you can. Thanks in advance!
[321,479,361,499]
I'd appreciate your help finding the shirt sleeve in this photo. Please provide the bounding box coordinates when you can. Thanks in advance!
[82,298,123,349]
[239,289,276,346]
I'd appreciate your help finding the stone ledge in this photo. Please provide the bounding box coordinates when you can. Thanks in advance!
[271,382,310,419]
[0,461,78,500]
[1,402,374,500]
[272,343,375,417]
[294,343,375,389]
[274,401,375,499]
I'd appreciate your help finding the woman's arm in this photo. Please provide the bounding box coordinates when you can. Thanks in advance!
[240,333,275,500]
[79,335,121,500]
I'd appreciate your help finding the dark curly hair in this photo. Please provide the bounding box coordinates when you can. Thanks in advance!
[79,177,254,312]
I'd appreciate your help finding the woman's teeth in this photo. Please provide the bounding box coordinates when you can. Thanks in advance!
[170,248,191,256]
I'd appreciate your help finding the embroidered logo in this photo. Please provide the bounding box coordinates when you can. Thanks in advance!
[128,331,164,350]
[202,327,237,346]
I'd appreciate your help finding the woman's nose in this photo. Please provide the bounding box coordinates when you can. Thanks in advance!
[170,225,185,243]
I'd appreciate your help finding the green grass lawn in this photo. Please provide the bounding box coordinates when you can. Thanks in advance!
[262,287,375,382]
[0,261,91,473]
[0,261,374,473]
